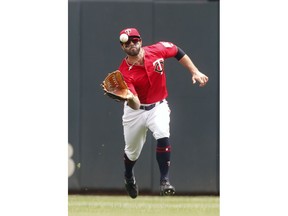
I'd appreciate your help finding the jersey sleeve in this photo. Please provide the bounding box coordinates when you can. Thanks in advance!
[157,41,178,58]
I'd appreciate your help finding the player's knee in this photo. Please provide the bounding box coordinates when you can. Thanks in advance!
[154,131,170,140]
[124,151,140,161]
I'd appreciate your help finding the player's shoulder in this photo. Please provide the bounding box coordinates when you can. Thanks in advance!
[145,41,175,48]
[144,42,177,52]
[158,41,176,48]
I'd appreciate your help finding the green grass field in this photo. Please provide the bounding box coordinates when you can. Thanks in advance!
[68,195,219,216]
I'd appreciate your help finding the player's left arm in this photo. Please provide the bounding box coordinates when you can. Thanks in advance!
[176,47,209,87]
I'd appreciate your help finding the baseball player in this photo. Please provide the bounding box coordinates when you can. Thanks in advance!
[118,27,208,198]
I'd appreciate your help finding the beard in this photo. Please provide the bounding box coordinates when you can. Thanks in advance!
[125,44,141,56]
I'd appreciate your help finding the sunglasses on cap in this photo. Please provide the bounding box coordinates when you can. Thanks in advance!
[122,37,142,47]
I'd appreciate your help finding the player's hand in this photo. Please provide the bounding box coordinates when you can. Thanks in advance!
[192,71,209,87]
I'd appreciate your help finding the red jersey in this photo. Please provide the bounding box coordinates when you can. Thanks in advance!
[119,42,178,104]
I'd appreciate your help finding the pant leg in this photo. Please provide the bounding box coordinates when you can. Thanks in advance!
[122,104,148,161]
[147,100,171,140]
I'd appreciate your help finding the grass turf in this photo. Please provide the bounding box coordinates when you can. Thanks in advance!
[68,195,219,216]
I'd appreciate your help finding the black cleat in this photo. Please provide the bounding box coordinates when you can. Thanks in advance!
[160,180,175,196]
[124,176,138,199]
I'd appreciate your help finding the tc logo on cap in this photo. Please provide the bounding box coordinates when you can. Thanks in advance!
[124,29,131,35]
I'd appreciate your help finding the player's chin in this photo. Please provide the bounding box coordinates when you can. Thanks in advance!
[127,49,140,56]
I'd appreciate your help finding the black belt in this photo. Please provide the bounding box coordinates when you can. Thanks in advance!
[140,100,164,111]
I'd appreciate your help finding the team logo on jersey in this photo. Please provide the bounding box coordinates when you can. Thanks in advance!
[153,58,164,74]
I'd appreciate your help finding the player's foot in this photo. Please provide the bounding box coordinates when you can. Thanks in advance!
[160,179,175,196]
[124,176,138,199]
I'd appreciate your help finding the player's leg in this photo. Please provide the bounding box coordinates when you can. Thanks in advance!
[156,137,171,183]
[122,105,148,198]
[123,109,148,177]
[148,100,171,182]
[123,153,138,199]
[156,137,175,196]
[123,125,147,180]
[147,100,175,195]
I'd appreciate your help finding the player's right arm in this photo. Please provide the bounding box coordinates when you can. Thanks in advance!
[119,63,141,110]
[127,90,141,110]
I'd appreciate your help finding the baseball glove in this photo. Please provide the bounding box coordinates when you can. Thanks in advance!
[101,70,129,102]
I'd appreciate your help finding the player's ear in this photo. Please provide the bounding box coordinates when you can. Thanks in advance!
[120,43,125,50]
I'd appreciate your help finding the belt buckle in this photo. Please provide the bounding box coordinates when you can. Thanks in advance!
[147,104,155,110]
[143,104,152,110]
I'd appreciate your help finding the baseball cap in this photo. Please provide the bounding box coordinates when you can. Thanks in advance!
[119,28,141,38]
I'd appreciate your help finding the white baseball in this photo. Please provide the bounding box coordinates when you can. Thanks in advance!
[120,34,129,43]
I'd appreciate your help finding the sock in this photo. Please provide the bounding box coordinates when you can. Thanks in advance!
[156,137,171,183]
[124,153,137,179]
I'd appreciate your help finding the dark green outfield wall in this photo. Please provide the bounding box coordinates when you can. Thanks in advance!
[68,0,219,194]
